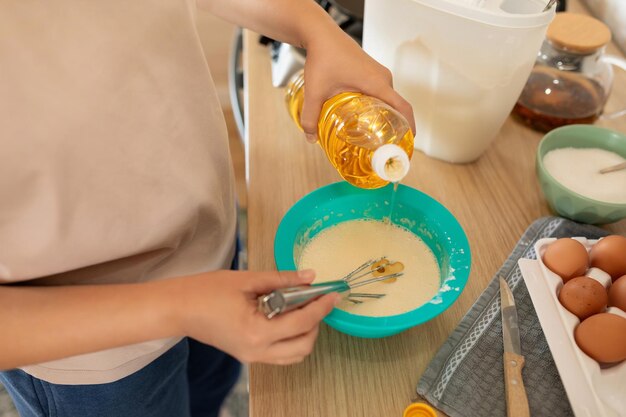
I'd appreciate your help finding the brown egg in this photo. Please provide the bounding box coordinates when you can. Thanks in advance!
[590,235,626,281]
[574,313,626,364]
[608,275,626,312]
[542,238,589,282]
[558,276,608,320]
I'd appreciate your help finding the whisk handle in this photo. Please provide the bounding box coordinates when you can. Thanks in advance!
[257,281,349,319]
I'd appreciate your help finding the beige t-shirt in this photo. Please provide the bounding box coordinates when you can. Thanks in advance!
[0,0,236,384]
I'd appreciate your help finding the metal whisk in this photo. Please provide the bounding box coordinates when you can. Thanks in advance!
[258,257,403,319]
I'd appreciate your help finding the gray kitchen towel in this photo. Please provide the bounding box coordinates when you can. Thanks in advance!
[417,216,609,417]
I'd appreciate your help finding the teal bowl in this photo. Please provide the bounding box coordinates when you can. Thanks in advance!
[274,182,471,338]
[536,125,626,224]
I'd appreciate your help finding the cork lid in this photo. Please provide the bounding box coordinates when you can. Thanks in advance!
[546,12,611,54]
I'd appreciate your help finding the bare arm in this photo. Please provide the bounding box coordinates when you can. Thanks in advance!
[0,279,178,370]
[197,0,416,142]
[0,270,338,370]
[197,0,334,49]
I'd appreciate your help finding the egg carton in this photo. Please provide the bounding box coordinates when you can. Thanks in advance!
[518,237,626,417]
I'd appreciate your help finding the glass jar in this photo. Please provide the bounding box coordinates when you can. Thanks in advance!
[513,12,626,132]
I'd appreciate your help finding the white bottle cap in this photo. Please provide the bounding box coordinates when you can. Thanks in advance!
[371,144,410,182]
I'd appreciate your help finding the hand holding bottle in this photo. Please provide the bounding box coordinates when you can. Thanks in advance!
[286,70,414,189]
[300,26,416,144]
[200,0,415,143]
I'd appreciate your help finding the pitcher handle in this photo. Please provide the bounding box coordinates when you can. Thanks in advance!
[601,54,626,120]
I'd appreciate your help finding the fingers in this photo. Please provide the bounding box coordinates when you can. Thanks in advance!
[300,88,325,143]
[242,293,338,365]
[301,68,343,144]
[364,86,416,135]
[220,289,339,366]
[302,78,415,139]
[247,269,316,294]
[263,325,320,365]
[267,292,340,340]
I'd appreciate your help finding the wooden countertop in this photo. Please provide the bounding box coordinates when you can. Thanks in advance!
[243,1,626,415]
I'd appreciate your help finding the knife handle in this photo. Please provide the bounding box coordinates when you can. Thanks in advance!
[503,351,530,417]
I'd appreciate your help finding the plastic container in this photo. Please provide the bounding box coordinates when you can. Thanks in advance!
[285,70,414,189]
[273,181,471,338]
[519,237,626,417]
[362,0,555,163]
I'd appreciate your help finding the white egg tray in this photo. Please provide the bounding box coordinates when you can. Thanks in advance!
[518,237,626,417]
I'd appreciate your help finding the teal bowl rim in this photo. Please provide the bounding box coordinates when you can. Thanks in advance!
[273,181,472,337]
[536,124,626,209]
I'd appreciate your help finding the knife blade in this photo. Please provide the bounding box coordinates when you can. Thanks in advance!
[499,277,530,417]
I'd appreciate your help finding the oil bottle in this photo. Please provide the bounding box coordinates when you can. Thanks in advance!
[285,70,414,189]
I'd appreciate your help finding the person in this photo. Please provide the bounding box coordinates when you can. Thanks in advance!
[0,0,415,416]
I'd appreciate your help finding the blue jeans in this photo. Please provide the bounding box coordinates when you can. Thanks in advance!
[0,338,240,417]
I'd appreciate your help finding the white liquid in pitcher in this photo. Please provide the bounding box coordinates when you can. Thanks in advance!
[298,219,441,317]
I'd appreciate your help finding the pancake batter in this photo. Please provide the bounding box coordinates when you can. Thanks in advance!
[298,219,440,316]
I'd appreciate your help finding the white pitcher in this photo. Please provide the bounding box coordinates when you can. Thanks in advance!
[363,0,555,163]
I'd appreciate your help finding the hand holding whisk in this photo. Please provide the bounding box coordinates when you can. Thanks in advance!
[258,257,403,319]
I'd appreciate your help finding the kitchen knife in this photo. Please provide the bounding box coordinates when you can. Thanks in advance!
[500,277,530,417]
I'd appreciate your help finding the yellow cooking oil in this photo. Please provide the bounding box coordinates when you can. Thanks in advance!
[285,70,414,189]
